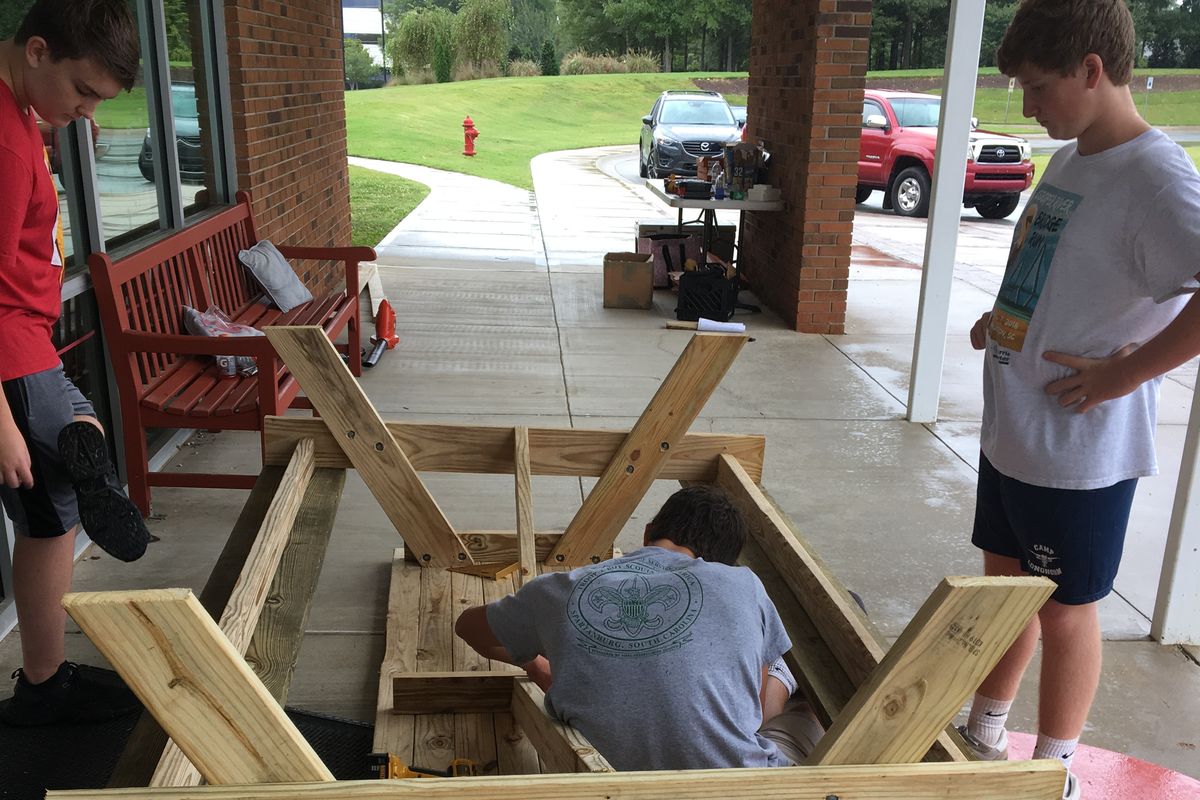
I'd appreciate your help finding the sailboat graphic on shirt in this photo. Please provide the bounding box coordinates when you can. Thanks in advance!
[988,183,1082,352]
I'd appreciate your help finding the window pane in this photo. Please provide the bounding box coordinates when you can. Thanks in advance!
[174,0,221,215]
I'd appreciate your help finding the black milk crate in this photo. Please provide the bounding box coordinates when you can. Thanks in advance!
[676,265,738,322]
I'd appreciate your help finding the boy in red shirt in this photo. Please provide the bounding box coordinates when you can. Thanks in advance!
[0,0,150,725]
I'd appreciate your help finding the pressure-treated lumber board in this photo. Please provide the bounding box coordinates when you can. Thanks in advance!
[151,439,317,787]
[806,576,1055,766]
[106,467,287,788]
[245,467,347,701]
[62,589,333,785]
[447,561,520,580]
[413,566,456,771]
[263,326,469,567]
[393,673,516,714]
[447,570,501,775]
[736,534,853,726]
[510,680,614,774]
[482,574,540,775]
[48,760,1067,800]
[514,426,536,587]
[263,417,765,483]
[549,333,747,565]
[373,550,422,760]
[713,455,970,763]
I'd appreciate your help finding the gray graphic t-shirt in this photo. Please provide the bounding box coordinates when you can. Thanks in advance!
[983,129,1200,489]
[486,546,791,771]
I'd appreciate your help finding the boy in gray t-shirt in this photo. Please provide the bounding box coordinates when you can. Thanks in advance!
[455,485,823,771]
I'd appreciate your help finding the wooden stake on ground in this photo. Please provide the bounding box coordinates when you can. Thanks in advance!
[62,589,333,785]
[806,575,1055,766]
[548,333,747,566]
[264,326,470,567]
[46,760,1067,800]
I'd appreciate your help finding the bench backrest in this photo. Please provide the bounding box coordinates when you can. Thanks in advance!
[88,192,262,390]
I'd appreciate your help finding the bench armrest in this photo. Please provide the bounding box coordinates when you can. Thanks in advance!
[115,332,281,358]
[275,244,375,302]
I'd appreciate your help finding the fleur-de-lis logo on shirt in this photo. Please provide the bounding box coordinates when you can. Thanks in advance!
[586,576,680,636]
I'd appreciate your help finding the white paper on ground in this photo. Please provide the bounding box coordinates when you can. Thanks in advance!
[697,318,746,333]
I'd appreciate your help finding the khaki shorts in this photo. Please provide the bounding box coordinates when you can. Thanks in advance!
[759,695,825,765]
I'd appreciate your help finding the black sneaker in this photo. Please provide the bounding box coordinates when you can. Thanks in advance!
[0,661,141,726]
[58,421,150,562]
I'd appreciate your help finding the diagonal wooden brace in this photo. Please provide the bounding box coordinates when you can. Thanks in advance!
[264,326,470,567]
[547,333,747,566]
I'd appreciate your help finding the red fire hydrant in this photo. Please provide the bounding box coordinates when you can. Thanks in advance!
[463,116,479,157]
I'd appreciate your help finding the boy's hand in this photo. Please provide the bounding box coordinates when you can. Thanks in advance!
[521,656,552,693]
[1043,344,1139,413]
[0,422,34,489]
[970,312,992,350]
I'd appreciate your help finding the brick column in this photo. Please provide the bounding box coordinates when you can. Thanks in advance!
[741,0,871,334]
[225,0,352,292]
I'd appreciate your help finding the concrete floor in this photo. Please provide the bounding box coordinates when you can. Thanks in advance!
[3,146,1197,782]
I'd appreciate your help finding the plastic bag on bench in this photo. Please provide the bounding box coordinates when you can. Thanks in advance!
[182,305,263,378]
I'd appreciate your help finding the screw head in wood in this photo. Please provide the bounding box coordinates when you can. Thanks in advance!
[457,552,466,560]
[625,465,635,474]
[374,441,384,451]
[346,430,356,439]
[421,553,431,562]
[660,441,670,451]
[555,554,565,562]
[591,556,601,564]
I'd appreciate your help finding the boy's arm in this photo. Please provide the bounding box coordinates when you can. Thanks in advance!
[1044,282,1200,413]
[454,605,553,691]
[0,389,33,489]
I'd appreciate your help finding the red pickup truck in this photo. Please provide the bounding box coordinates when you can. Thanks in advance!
[857,89,1034,219]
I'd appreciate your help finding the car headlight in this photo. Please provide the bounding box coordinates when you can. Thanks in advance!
[1019,141,1031,160]
[654,131,681,149]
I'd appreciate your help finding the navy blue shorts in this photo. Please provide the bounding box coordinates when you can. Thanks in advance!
[972,452,1137,605]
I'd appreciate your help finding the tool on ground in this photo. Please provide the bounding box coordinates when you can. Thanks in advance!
[665,319,747,333]
[363,298,400,369]
[369,753,480,779]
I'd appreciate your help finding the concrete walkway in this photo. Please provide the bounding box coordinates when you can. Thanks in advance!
[4,148,1195,784]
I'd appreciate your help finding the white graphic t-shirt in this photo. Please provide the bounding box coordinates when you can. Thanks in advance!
[982,129,1200,489]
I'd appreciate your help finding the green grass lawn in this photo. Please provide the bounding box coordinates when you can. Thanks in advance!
[95,88,148,130]
[345,73,746,190]
[348,165,431,247]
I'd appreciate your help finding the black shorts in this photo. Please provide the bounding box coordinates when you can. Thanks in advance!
[972,452,1137,605]
[0,365,96,538]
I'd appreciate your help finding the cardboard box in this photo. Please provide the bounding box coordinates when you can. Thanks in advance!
[603,252,654,309]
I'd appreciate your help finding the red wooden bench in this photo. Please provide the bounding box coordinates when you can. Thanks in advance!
[88,191,371,516]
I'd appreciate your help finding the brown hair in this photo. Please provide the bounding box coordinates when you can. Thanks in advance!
[16,0,139,91]
[996,0,1135,86]
[646,486,747,566]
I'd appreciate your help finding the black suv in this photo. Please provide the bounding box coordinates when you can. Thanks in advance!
[639,90,742,179]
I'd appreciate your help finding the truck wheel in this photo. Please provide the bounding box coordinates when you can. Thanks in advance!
[855,186,873,204]
[977,195,1021,219]
[891,167,930,217]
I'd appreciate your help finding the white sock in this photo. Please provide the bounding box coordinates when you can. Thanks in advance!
[967,693,1013,747]
[1034,732,1079,772]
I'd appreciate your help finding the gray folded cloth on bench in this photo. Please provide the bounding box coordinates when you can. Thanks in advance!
[238,239,313,312]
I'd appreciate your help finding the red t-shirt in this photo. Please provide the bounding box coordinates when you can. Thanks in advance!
[0,79,64,382]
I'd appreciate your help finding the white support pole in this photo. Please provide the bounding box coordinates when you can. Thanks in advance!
[906,0,986,423]
[1152,387,1200,645]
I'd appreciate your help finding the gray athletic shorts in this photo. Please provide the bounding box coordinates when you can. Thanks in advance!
[0,364,96,537]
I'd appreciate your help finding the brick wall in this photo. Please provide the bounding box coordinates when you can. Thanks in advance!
[225,0,351,292]
[742,0,872,333]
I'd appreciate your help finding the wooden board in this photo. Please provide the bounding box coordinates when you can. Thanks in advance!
[106,467,287,788]
[263,327,469,567]
[510,680,614,774]
[549,334,747,565]
[62,589,333,785]
[263,417,766,483]
[50,761,1067,799]
[713,455,971,763]
[372,550,421,760]
[447,561,520,580]
[806,576,1055,766]
[412,566,457,771]
[514,426,536,587]
[246,467,347,701]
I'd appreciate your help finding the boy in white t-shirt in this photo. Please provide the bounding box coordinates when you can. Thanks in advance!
[963,2,1200,797]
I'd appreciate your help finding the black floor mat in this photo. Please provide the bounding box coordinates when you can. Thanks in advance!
[0,706,375,799]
